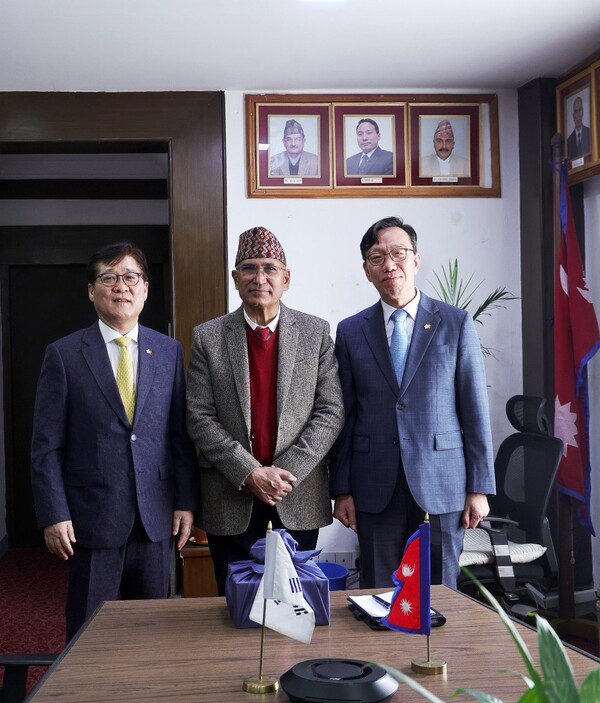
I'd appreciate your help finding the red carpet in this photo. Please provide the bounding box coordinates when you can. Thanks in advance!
[0,547,67,693]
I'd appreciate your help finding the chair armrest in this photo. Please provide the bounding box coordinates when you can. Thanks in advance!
[479,516,519,535]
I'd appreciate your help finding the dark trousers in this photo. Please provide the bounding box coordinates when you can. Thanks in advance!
[207,499,319,595]
[66,514,171,641]
[355,468,463,589]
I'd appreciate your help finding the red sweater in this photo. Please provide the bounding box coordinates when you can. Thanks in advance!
[246,325,278,466]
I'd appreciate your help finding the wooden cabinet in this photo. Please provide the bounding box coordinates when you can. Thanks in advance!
[180,543,219,597]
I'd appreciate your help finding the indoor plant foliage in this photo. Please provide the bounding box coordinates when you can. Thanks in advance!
[430,259,518,357]
[375,571,600,702]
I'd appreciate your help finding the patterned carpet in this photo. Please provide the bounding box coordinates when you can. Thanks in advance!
[0,547,67,694]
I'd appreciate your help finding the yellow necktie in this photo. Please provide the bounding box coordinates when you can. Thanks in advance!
[115,337,136,424]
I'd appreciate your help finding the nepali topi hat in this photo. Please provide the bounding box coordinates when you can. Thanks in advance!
[235,226,287,267]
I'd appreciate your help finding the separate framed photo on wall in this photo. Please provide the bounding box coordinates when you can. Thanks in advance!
[247,99,332,194]
[332,102,406,189]
[245,93,500,198]
[557,68,595,175]
[409,104,480,188]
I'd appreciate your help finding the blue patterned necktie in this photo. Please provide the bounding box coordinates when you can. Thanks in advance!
[390,309,408,385]
[358,154,369,174]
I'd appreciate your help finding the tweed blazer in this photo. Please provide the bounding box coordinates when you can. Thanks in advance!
[330,293,495,516]
[186,303,344,535]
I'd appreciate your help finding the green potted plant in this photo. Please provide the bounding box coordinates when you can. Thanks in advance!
[430,259,518,357]
[374,572,600,702]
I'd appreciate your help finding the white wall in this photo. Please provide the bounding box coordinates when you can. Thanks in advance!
[225,89,523,553]
[584,178,600,590]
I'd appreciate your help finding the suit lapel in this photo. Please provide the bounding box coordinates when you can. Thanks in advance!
[400,293,440,395]
[134,326,156,422]
[81,322,129,425]
[276,304,297,419]
[225,308,252,431]
[360,303,398,395]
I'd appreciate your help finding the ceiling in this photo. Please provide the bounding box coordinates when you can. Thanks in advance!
[1,1,600,92]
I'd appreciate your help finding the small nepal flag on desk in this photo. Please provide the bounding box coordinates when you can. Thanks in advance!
[554,162,600,533]
[249,529,315,643]
[381,521,431,635]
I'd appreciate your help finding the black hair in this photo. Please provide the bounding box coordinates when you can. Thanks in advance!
[356,118,380,134]
[86,242,149,283]
[359,216,418,260]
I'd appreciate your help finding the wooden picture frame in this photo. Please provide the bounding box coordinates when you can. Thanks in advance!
[557,68,595,175]
[409,104,479,187]
[246,93,500,198]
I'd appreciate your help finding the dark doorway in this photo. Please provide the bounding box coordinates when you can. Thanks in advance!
[0,92,227,550]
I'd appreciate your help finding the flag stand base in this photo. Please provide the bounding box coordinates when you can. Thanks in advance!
[243,676,279,693]
[411,658,447,675]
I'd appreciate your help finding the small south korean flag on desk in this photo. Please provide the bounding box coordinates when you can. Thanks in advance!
[381,521,431,636]
[249,530,315,643]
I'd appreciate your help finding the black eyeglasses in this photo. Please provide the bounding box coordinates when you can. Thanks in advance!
[365,247,414,266]
[95,272,145,287]
[236,264,286,278]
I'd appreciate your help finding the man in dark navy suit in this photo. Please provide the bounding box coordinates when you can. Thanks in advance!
[31,242,198,641]
[346,118,394,176]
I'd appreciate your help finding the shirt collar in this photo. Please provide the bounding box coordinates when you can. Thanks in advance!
[243,307,280,333]
[98,319,139,344]
[381,289,421,325]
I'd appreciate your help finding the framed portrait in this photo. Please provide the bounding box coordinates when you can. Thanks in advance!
[246,93,499,198]
[247,97,332,195]
[557,68,595,174]
[332,103,406,189]
[409,104,480,188]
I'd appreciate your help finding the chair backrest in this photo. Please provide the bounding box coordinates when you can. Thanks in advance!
[488,396,563,579]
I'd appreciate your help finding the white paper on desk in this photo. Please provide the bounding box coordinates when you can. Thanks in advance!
[347,592,394,619]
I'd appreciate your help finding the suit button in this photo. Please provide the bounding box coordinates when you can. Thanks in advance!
[392,438,399,445]
[396,402,405,410]
[131,434,137,441]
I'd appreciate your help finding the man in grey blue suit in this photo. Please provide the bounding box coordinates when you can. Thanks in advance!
[330,216,495,588]
[31,242,198,640]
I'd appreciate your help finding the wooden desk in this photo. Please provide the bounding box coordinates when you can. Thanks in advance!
[27,588,598,702]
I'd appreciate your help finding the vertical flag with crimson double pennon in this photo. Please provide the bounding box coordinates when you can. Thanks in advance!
[554,162,600,534]
[381,521,431,635]
[248,529,315,643]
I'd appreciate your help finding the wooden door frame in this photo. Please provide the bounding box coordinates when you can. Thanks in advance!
[0,91,227,361]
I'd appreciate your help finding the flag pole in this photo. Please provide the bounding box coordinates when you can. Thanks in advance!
[551,135,577,621]
[411,514,447,676]
[242,521,279,694]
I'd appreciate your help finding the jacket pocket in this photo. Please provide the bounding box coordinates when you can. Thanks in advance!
[434,430,463,450]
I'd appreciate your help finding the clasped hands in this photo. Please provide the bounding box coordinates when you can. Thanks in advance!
[243,466,297,506]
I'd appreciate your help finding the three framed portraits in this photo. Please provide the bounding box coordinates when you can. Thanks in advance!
[246,93,500,198]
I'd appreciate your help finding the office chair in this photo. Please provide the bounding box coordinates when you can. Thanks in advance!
[0,653,58,703]
[458,395,563,609]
